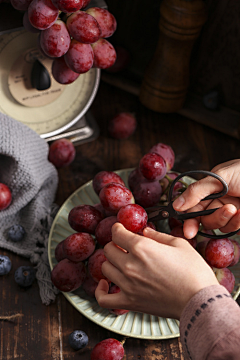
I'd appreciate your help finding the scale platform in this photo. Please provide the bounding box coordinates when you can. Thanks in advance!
[0,0,107,144]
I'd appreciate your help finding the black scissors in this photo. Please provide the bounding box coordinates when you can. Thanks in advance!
[146,170,240,239]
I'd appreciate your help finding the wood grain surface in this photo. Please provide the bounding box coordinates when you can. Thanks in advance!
[1,81,240,359]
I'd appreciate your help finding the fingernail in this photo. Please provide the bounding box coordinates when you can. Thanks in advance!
[222,208,235,219]
[173,195,185,210]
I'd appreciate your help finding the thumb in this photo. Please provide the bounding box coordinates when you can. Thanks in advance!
[172,176,222,211]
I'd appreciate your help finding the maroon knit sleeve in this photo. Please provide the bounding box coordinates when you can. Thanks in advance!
[179,284,240,360]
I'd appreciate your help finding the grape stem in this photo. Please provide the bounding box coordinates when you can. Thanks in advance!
[160,174,188,197]
[120,337,128,346]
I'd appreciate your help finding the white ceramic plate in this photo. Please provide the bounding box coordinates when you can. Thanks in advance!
[48,169,240,339]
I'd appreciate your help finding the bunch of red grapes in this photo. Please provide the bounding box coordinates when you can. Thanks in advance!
[10,0,117,84]
[50,141,240,315]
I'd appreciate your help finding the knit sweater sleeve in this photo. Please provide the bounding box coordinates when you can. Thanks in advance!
[179,284,240,360]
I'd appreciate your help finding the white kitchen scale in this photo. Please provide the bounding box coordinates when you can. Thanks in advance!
[0,27,101,144]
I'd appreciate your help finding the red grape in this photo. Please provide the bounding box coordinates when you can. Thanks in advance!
[92,171,125,195]
[55,240,66,262]
[108,112,137,140]
[229,239,240,266]
[108,285,129,315]
[86,7,117,38]
[215,267,235,293]
[170,225,197,248]
[92,38,117,69]
[132,178,162,208]
[99,183,135,215]
[81,0,90,7]
[11,0,32,11]
[205,238,234,268]
[51,259,86,292]
[91,338,124,360]
[63,232,95,262]
[93,203,106,217]
[23,10,40,33]
[40,20,71,58]
[48,138,76,168]
[0,183,12,210]
[68,204,104,234]
[51,0,83,13]
[139,152,167,181]
[64,39,94,74]
[149,143,175,171]
[82,273,98,297]
[95,216,118,247]
[168,217,182,230]
[28,0,59,30]
[87,249,110,283]
[66,11,101,44]
[117,204,148,233]
[128,167,145,192]
[52,57,80,85]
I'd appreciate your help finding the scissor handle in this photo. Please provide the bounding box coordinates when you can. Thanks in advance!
[167,170,240,239]
[168,170,228,203]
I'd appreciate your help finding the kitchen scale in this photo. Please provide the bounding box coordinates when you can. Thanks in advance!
[0,0,107,144]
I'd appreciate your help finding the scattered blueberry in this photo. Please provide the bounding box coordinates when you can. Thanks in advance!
[0,255,12,275]
[68,330,88,351]
[203,90,220,110]
[8,225,26,242]
[14,266,36,287]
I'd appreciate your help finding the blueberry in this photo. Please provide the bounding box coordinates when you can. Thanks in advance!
[14,266,36,287]
[68,330,88,351]
[0,255,12,275]
[8,225,26,242]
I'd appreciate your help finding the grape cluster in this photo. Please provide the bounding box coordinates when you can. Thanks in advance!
[10,0,117,84]
[50,141,240,314]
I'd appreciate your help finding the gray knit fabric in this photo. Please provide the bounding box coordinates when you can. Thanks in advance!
[0,113,59,305]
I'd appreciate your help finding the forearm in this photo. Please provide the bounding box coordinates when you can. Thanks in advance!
[180,284,240,360]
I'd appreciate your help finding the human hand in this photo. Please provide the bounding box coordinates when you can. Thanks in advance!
[173,159,240,239]
[95,223,218,320]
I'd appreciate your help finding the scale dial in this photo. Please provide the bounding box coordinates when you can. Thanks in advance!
[0,29,100,138]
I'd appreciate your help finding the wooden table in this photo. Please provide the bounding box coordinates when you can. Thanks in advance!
[1,80,240,359]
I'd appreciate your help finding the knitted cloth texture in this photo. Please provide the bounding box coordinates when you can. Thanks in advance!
[0,113,59,305]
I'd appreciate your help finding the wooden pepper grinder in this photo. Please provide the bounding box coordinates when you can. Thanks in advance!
[139,0,207,113]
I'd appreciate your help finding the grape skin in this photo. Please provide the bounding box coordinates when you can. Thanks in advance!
[108,112,137,140]
[64,39,94,74]
[66,11,101,44]
[94,216,118,247]
[92,171,125,195]
[52,57,80,84]
[99,183,135,215]
[51,259,86,292]
[139,152,167,181]
[11,0,33,12]
[92,38,117,69]
[40,20,71,58]
[86,7,117,38]
[117,204,148,233]
[28,0,59,30]
[51,0,83,13]
[88,249,110,283]
[91,338,124,360]
[149,143,175,171]
[23,10,40,33]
